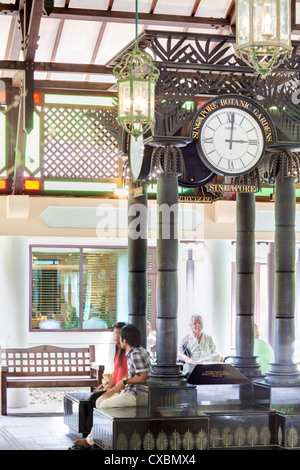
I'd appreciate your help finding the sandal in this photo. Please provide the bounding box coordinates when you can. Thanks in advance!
[69,443,91,450]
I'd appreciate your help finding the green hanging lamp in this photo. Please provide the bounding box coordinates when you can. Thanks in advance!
[236,0,292,75]
[113,0,160,139]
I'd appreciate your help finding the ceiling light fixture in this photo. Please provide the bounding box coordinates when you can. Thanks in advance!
[113,0,160,139]
[236,0,292,75]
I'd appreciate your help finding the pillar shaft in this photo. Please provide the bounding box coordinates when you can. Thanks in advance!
[127,184,148,349]
[233,192,261,377]
[147,171,186,387]
[266,176,300,384]
[267,243,275,349]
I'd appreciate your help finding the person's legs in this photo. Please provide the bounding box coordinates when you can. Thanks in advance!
[86,391,105,432]
[72,392,136,448]
[99,391,136,409]
[72,391,109,449]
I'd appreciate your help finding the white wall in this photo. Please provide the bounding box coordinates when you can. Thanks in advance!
[0,237,29,407]
[178,241,233,360]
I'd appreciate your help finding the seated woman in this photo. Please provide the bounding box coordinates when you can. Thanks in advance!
[73,322,127,446]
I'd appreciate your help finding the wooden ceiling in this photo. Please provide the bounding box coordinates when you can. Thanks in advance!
[0,0,239,94]
[1,0,300,94]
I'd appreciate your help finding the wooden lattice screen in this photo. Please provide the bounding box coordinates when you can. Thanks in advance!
[42,106,120,180]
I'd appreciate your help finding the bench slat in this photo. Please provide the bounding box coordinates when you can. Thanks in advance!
[7,377,98,388]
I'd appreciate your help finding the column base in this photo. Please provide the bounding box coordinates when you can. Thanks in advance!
[146,364,187,388]
[231,355,263,380]
[265,362,300,385]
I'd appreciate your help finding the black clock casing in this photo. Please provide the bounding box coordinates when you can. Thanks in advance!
[189,95,276,177]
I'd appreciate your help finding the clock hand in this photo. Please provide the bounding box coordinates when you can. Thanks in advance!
[225,139,249,144]
[229,113,235,150]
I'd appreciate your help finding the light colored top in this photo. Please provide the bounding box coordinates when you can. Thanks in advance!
[179,332,220,363]
[82,317,108,329]
[254,338,274,375]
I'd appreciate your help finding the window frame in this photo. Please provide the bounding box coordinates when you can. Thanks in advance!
[29,244,127,332]
[29,244,157,332]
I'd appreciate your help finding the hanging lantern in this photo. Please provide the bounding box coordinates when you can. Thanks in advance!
[113,42,159,139]
[113,1,159,140]
[236,0,292,75]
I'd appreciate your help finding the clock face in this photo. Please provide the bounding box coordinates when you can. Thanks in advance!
[197,107,266,176]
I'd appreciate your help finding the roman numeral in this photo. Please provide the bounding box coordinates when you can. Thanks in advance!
[227,112,234,122]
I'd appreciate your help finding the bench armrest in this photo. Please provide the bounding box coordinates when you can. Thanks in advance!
[90,363,104,385]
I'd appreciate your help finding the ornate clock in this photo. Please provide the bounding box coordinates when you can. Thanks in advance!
[191,95,275,177]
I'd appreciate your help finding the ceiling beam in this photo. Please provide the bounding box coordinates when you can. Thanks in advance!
[0,3,230,29]
[0,61,113,75]
[47,8,230,30]
[21,0,43,62]
[2,3,300,33]
[34,80,116,94]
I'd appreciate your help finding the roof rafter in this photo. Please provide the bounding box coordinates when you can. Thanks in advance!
[0,60,113,75]
[48,8,230,30]
[0,4,232,31]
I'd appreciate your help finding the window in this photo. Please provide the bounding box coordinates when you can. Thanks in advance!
[31,246,127,330]
[30,246,157,331]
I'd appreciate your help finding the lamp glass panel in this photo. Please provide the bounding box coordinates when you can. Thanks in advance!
[132,80,149,118]
[261,0,277,40]
[253,0,277,42]
[280,0,291,45]
[253,1,263,41]
[118,80,132,118]
[237,0,250,45]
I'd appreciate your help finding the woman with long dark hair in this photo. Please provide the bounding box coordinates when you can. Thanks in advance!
[108,322,128,388]
[76,322,127,442]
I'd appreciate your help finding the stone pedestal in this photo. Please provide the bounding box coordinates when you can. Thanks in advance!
[64,392,92,436]
[136,384,197,417]
[254,381,300,413]
[92,407,209,450]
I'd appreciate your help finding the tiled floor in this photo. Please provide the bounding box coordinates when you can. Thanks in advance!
[0,401,80,450]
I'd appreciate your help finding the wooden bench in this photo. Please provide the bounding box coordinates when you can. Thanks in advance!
[0,344,104,416]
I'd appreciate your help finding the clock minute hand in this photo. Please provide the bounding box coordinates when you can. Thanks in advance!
[225,139,249,144]
[229,113,234,150]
